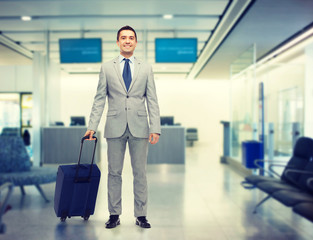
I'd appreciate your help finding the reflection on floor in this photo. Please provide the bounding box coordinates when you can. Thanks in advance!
[1,142,313,240]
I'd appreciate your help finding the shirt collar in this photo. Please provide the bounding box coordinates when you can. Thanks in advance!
[119,55,135,64]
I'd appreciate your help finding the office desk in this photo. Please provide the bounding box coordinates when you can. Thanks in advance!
[147,126,185,164]
[41,127,101,164]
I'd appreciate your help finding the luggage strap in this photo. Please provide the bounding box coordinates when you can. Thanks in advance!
[74,135,98,182]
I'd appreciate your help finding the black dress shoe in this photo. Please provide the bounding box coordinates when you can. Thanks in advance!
[136,216,151,228]
[105,215,120,229]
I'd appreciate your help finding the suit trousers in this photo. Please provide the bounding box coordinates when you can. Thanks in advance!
[106,126,149,217]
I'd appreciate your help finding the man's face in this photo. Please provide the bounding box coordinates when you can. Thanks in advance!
[117,30,137,57]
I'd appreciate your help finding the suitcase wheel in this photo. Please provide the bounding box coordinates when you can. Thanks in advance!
[82,215,90,221]
[60,217,67,222]
[0,223,6,234]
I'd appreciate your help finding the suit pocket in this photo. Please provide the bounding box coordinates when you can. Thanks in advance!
[107,110,117,117]
[137,111,147,117]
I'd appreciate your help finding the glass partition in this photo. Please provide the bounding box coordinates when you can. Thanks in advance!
[230,69,256,159]
[0,92,33,159]
[0,93,20,135]
[230,45,257,161]
[256,63,304,158]
[230,46,305,163]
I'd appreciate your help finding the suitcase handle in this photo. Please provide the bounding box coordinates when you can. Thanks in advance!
[81,135,97,143]
[75,135,98,182]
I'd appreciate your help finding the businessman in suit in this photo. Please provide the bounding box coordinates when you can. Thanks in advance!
[84,25,161,229]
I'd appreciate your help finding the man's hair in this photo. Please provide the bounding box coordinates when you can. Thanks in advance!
[117,25,137,41]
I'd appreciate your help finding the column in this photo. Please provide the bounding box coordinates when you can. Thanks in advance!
[32,52,46,166]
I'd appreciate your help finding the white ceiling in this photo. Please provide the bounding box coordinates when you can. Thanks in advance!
[0,0,230,78]
[196,0,313,80]
[0,0,312,80]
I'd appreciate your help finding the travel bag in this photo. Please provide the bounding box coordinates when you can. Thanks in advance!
[54,136,101,222]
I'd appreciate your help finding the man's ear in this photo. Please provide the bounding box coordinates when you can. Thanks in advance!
[116,40,120,47]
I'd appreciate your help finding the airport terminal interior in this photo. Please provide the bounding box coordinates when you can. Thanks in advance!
[1,0,313,239]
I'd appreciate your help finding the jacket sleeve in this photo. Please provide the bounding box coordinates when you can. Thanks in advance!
[87,65,107,132]
[145,65,161,135]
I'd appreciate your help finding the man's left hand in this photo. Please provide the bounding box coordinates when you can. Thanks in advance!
[149,133,160,144]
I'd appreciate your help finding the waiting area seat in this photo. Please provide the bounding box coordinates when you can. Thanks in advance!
[0,136,57,202]
[293,202,313,222]
[186,128,198,147]
[0,182,13,234]
[241,136,313,222]
[1,127,20,136]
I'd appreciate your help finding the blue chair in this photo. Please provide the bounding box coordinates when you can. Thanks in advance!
[0,182,14,234]
[0,136,57,202]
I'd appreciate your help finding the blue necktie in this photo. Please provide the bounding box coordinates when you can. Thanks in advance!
[123,58,132,91]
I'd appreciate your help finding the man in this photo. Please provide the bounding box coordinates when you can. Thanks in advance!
[84,25,161,229]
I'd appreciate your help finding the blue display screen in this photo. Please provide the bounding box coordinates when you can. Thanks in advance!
[155,38,197,63]
[59,38,102,63]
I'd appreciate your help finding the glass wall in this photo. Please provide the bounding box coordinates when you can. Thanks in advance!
[0,93,20,135]
[230,53,305,163]
[0,92,33,158]
[257,63,304,157]
[230,68,256,159]
[230,45,257,160]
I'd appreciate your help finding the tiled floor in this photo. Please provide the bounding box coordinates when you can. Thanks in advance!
[1,142,313,240]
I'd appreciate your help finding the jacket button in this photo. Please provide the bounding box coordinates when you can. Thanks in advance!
[126,96,129,98]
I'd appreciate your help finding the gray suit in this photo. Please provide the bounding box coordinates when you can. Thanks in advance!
[88,56,161,217]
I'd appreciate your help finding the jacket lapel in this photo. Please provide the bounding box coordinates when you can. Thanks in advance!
[113,57,127,92]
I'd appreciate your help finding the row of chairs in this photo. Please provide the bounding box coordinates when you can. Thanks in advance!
[242,137,313,222]
[0,183,14,234]
[0,136,57,233]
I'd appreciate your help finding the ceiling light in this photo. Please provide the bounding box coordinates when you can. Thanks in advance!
[21,16,32,21]
[163,14,173,20]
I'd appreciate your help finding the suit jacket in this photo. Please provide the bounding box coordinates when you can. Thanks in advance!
[88,56,161,138]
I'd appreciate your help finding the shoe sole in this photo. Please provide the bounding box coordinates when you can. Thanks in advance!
[136,220,151,228]
[106,219,120,229]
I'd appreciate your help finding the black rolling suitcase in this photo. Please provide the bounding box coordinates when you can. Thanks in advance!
[54,136,101,222]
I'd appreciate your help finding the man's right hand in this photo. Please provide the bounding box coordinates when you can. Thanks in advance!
[84,130,96,140]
